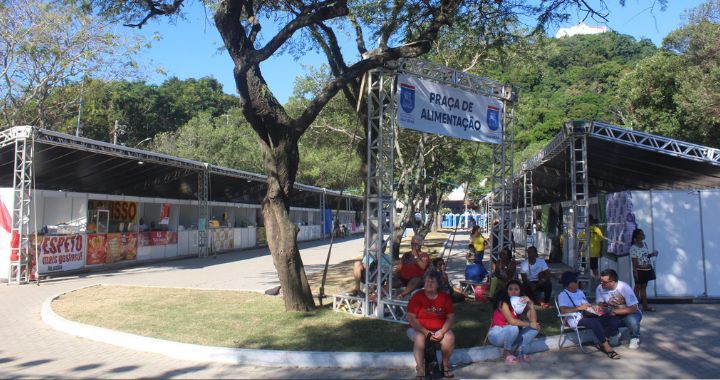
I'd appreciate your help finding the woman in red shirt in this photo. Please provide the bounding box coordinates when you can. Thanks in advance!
[398,235,431,298]
[407,271,455,378]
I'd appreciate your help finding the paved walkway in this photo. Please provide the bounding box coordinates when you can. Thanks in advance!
[1,233,718,378]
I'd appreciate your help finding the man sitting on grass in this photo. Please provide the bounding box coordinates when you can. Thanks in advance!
[346,251,392,297]
[519,246,553,308]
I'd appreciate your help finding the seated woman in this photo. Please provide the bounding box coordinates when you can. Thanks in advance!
[487,279,539,363]
[407,271,455,379]
[432,258,466,303]
[398,235,431,298]
[488,248,515,300]
[557,271,622,359]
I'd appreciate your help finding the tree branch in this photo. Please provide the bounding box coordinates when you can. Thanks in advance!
[248,0,349,66]
[294,0,462,134]
[348,13,367,56]
[124,0,185,29]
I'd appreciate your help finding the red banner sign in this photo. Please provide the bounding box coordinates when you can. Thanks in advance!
[106,233,139,263]
[87,233,138,265]
[139,231,178,246]
[86,234,107,265]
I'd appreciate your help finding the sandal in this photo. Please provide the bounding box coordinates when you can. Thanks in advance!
[597,345,621,360]
[441,365,455,378]
[605,350,621,360]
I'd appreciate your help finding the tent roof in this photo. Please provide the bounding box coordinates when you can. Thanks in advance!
[512,121,720,206]
[0,127,361,209]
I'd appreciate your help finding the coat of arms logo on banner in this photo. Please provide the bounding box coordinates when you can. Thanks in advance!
[400,83,415,113]
[487,105,500,131]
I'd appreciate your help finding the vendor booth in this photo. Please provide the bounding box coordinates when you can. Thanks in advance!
[510,121,720,298]
[0,126,363,283]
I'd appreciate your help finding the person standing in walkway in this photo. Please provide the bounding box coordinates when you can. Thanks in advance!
[596,269,643,349]
[629,228,657,312]
[469,225,485,263]
[407,271,456,378]
[578,216,607,278]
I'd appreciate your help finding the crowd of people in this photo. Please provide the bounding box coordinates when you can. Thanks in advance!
[346,226,650,379]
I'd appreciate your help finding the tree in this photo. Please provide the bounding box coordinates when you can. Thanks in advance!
[153,109,265,171]
[86,0,645,312]
[0,0,142,128]
[621,0,720,146]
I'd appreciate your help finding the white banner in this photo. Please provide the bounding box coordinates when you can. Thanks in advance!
[396,74,503,144]
[34,234,85,273]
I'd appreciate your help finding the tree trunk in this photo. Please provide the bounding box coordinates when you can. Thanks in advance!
[263,191,315,311]
[259,136,316,311]
[231,61,316,311]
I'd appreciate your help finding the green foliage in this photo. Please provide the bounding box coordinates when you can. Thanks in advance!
[0,0,144,128]
[43,77,237,146]
[153,109,264,172]
[622,0,720,147]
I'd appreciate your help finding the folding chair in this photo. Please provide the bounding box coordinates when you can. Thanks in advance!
[554,296,589,353]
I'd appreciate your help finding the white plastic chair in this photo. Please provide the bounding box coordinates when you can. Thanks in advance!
[554,295,589,353]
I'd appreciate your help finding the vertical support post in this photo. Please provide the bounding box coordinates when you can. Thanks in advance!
[197,164,209,257]
[523,171,534,249]
[490,85,515,259]
[320,189,326,239]
[9,130,33,284]
[365,68,395,318]
[697,190,708,297]
[569,121,591,288]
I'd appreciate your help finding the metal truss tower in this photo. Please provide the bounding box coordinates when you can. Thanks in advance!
[523,171,534,249]
[9,128,34,284]
[568,121,591,289]
[490,90,516,259]
[334,68,400,321]
[334,59,515,323]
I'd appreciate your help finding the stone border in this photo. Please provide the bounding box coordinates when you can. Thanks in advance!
[41,285,595,368]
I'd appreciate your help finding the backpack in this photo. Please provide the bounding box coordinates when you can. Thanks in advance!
[424,336,442,378]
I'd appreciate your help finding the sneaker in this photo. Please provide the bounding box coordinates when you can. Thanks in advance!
[628,338,640,350]
[609,333,621,347]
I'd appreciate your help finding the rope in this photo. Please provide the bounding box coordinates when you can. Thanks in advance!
[317,74,366,305]
[443,142,483,268]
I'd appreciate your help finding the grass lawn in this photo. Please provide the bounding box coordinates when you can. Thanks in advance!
[51,231,560,352]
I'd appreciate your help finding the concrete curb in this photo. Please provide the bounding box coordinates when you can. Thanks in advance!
[41,285,596,368]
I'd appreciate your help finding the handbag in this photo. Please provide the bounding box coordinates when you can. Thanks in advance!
[637,243,657,281]
[562,290,596,328]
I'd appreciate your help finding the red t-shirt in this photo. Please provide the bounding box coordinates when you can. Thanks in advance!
[399,252,430,282]
[408,291,454,331]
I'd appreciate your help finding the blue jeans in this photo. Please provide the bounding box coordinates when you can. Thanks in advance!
[488,325,538,355]
[609,310,642,340]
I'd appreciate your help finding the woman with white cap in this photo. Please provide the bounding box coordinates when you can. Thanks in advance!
[398,234,430,299]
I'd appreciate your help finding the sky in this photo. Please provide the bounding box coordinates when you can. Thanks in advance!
[127,0,707,104]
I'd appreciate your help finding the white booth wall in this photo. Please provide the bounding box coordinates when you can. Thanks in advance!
[2,188,343,279]
[595,190,717,297]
